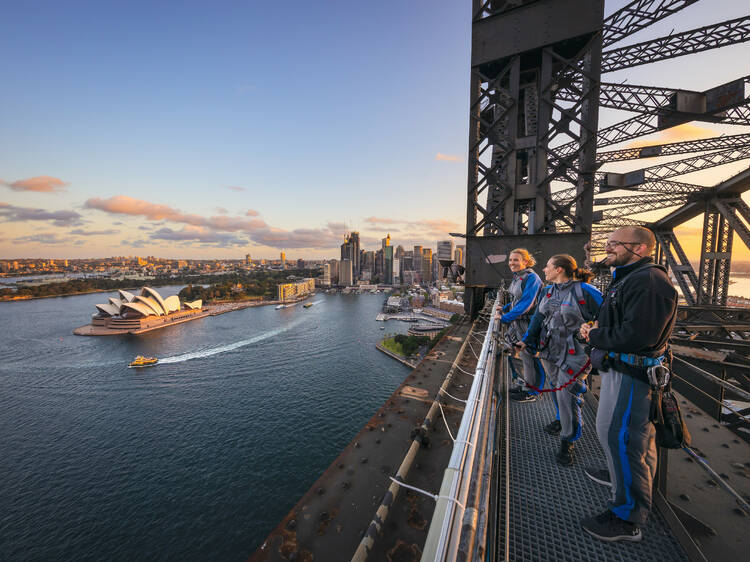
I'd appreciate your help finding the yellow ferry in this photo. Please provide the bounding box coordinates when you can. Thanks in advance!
[128,355,159,368]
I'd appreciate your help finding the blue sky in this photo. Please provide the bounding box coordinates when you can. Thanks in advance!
[1,0,749,259]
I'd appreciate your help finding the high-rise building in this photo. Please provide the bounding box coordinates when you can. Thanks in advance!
[245,254,252,265]
[392,258,400,285]
[340,231,361,280]
[413,246,423,282]
[422,248,433,284]
[382,233,391,249]
[322,263,331,286]
[340,259,353,286]
[384,245,394,284]
[329,259,339,284]
[281,252,286,270]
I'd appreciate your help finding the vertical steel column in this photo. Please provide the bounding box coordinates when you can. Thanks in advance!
[698,206,733,305]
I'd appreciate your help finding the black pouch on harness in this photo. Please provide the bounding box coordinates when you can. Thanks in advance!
[649,385,691,449]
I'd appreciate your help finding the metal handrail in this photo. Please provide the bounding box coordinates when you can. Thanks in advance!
[421,294,501,561]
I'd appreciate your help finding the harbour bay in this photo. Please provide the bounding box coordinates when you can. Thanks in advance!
[0,290,411,561]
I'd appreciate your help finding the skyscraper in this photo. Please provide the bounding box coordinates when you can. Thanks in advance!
[280,252,286,270]
[384,245,394,285]
[340,232,361,280]
[421,248,432,284]
[382,233,391,249]
[413,245,422,283]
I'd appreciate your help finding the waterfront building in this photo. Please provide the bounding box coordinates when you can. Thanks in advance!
[322,263,331,286]
[339,259,353,287]
[90,287,203,331]
[375,249,384,282]
[280,252,286,270]
[361,250,375,281]
[328,259,339,284]
[277,278,315,302]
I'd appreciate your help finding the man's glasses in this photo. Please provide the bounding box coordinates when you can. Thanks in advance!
[604,240,641,249]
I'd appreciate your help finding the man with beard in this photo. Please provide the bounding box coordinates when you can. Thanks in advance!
[579,226,678,542]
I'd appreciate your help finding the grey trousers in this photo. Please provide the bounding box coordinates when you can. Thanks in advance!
[542,359,586,441]
[596,368,657,525]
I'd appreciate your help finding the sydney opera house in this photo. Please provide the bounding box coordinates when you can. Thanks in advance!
[89,287,203,332]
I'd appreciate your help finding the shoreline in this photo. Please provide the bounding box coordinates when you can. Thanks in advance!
[375,341,418,368]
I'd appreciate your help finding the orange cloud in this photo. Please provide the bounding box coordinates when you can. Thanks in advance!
[435,153,462,162]
[624,123,716,150]
[1,176,68,192]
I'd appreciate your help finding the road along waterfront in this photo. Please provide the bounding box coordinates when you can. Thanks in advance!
[0,290,413,560]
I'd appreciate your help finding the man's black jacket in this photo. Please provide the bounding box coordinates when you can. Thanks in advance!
[588,257,678,382]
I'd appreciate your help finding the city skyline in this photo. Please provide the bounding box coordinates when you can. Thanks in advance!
[2,1,749,260]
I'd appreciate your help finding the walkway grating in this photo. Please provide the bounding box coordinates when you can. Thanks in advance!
[498,362,689,561]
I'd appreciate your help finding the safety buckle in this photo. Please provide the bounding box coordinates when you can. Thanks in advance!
[647,364,670,389]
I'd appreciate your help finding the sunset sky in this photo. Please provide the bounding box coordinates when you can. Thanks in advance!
[1,0,749,260]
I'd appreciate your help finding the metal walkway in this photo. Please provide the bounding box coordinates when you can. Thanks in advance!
[498,361,688,561]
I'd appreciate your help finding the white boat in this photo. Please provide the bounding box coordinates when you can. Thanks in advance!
[275,304,285,309]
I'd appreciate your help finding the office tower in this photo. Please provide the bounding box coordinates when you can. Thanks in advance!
[422,248,432,284]
[384,245,394,285]
[281,252,286,270]
[375,248,384,282]
[340,232,361,280]
[350,231,360,279]
[382,233,391,249]
[329,259,339,284]
[245,254,252,265]
[340,259,353,286]
[322,263,331,286]
[392,258,400,285]
[413,246,423,282]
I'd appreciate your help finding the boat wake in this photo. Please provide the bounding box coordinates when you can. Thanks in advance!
[158,319,303,364]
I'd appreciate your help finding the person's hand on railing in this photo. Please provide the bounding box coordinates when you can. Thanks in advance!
[579,320,597,342]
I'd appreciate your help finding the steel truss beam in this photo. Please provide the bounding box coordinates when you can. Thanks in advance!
[602,0,700,48]
[655,230,699,305]
[602,16,750,73]
[597,132,750,163]
[699,206,733,306]
[715,199,750,251]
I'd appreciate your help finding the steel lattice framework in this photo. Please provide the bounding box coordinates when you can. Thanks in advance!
[464,0,750,314]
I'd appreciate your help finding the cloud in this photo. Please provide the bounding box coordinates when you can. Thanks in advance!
[138,225,152,231]
[245,209,260,216]
[624,123,716,150]
[226,185,246,192]
[0,202,82,227]
[435,153,462,162]
[1,176,69,193]
[151,226,248,247]
[215,207,229,214]
[364,216,400,224]
[13,232,71,244]
[84,196,268,231]
[112,221,124,226]
[69,228,119,236]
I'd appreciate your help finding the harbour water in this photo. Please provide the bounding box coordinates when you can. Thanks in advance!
[0,290,411,560]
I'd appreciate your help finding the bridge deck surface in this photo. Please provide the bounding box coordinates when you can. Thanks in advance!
[500,362,689,561]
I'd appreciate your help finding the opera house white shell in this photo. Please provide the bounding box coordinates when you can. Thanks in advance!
[93,287,202,320]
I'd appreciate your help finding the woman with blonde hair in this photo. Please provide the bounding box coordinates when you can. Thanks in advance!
[496,248,543,402]
[520,254,602,466]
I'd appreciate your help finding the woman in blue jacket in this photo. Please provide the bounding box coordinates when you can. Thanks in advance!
[520,254,602,466]
[496,248,543,402]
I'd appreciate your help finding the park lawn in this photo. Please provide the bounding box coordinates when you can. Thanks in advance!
[381,337,407,357]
